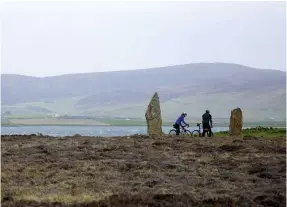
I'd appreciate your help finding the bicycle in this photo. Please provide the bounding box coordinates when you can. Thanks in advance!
[169,124,192,136]
[191,123,213,137]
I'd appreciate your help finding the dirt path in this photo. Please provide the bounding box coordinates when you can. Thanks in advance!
[1,134,286,206]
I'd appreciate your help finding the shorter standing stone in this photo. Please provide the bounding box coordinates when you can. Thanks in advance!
[229,108,243,138]
[145,92,163,137]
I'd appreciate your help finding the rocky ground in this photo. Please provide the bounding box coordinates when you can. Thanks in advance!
[1,134,286,207]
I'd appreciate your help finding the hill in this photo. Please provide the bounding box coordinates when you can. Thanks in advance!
[1,63,286,122]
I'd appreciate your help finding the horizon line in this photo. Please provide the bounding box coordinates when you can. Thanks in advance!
[1,62,285,78]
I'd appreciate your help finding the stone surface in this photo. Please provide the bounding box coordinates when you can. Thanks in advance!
[229,108,243,138]
[145,92,163,137]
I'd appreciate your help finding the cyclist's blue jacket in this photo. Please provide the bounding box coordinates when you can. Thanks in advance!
[175,115,187,126]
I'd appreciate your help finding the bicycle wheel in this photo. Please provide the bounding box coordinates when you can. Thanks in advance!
[169,129,177,136]
[182,130,192,136]
[191,130,201,137]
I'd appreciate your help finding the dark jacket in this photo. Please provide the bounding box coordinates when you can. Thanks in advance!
[202,112,212,125]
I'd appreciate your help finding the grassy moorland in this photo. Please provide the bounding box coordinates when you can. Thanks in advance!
[1,129,286,206]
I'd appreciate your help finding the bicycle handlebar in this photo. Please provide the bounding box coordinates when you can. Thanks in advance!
[181,124,189,128]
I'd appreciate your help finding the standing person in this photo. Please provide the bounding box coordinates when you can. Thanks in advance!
[202,110,213,137]
[173,112,189,135]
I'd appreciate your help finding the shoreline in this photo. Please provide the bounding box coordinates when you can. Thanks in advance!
[2,124,286,128]
[1,127,286,138]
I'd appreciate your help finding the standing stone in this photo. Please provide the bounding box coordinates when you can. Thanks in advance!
[229,108,243,138]
[145,92,163,137]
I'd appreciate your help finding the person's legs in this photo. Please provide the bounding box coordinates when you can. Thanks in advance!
[174,124,180,135]
[202,123,212,137]
[202,123,208,137]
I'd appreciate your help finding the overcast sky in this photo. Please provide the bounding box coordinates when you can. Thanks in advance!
[1,1,286,77]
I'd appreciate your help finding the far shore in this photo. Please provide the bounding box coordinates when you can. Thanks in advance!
[1,118,286,128]
[2,124,286,128]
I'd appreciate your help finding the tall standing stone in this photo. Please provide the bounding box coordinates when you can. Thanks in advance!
[229,108,243,138]
[145,92,163,137]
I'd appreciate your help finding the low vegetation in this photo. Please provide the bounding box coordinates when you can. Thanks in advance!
[215,127,286,138]
[1,134,286,206]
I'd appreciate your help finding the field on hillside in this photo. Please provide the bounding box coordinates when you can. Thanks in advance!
[2,114,286,127]
[2,118,174,127]
[1,134,286,207]
[2,90,286,121]
[6,118,109,126]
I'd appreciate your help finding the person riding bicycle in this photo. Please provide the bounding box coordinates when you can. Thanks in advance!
[173,112,189,135]
[202,110,212,137]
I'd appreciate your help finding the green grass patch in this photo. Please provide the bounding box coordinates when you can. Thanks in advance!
[215,126,286,138]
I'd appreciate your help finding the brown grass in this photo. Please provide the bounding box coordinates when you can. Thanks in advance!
[1,134,286,206]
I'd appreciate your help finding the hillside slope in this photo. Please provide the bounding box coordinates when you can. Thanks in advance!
[1,63,286,122]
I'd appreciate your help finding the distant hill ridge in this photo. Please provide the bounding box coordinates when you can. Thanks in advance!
[1,63,286,121]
